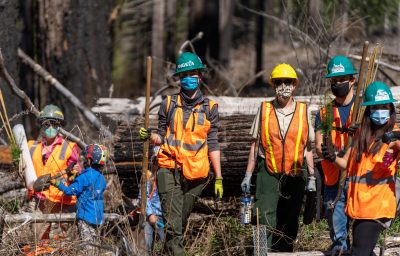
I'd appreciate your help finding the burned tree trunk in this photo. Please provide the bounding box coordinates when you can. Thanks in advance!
[165,0,177,62]
[188,0,219,60]
[0,1,20,119]
[21,0,113,129]
[255,0,265,86]
[151,0,165,89]
[219,0,235,66]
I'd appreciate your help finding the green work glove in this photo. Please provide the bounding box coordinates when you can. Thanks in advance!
[215,177,223,199]
[50,179,61,188]
[139,127,151,141]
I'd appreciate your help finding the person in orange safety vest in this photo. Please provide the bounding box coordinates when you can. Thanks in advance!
[139,52,223,256]
[314,55,358,254]
[322,81,400,255]
[241,63,315,253]
[28,104,81,241]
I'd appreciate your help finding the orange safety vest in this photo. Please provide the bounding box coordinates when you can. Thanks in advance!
[157,95,216,180]
[346,142,398,219]
[320,102,354,186]
[28,138,77,205]
[260,101,309,175]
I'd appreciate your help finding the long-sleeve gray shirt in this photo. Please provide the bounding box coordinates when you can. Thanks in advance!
[157,96,220,152]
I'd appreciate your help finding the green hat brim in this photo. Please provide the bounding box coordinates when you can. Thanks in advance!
[325,70,358,78]
[361,99,397,106]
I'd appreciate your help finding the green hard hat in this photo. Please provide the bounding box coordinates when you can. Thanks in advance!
[174,52,206,76]
[325,55,358,78]
[362,81,397,106]
[39,104,64,121]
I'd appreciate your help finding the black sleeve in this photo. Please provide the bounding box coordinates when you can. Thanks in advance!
[207,103,220,152]
[157,97,168,143]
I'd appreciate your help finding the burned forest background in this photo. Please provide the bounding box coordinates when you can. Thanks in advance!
[0,0,399,135]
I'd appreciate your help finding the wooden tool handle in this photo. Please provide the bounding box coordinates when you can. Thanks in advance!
[140,56,152,216]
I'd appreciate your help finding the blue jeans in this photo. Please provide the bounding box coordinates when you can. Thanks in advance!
[323,179,349,250]
[144,221,165,252]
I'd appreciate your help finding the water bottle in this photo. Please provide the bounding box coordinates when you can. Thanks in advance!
[240,193,252,224]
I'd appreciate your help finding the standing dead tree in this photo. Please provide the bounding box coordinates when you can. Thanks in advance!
[0,49,86,148]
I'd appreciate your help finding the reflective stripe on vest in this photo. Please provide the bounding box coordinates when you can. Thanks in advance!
[158,95,215,180]
[319,103,354,186]
[346,142,398,219]
[59,140,69,160]
[261,101,309,175]
[29,141,39,157]
[294,103,305,174]
[28,138,77,205]
[348,170,395,185]
[263,103,278,172]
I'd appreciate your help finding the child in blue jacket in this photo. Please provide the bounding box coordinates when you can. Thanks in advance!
[51,144,108,250]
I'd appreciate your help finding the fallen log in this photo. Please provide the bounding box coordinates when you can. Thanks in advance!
[1,212,121,224]
[0,212,124,244]
[0,188,26,204]
[0,172,23,194]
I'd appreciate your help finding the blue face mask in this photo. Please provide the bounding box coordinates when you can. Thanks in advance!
[180,76,199,91]
[41,126,59,139]
[370,109,390,125]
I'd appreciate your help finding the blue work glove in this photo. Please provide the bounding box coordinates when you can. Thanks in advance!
[241,172,252,193]
[139,127,151,141]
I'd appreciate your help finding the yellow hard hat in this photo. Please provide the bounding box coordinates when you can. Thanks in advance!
[269,63,298,86]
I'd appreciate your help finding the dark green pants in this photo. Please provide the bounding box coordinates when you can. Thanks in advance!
[254,158,306,252]
[157,167,206,256]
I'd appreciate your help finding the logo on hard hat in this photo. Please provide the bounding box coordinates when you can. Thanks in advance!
[331,63,345,73]
[375,89,390,101]
[177,60,195,69]
[54,111,64,117]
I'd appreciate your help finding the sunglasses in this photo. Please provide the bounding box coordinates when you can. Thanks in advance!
[274,79,294,86]
[41,120,61,128]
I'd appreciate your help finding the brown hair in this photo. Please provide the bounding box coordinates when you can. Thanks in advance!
[353,103,396,162]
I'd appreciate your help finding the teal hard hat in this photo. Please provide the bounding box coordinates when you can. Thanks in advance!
[325,55,358,78]
[362,81,397,106]
[174,52,206,76]
[39,104,64,121]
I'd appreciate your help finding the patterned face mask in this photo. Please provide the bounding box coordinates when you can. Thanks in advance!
[275,84,295,99]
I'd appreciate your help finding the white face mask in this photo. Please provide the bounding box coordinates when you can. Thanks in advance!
[275,84,295,99]
[370,109,390,125]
